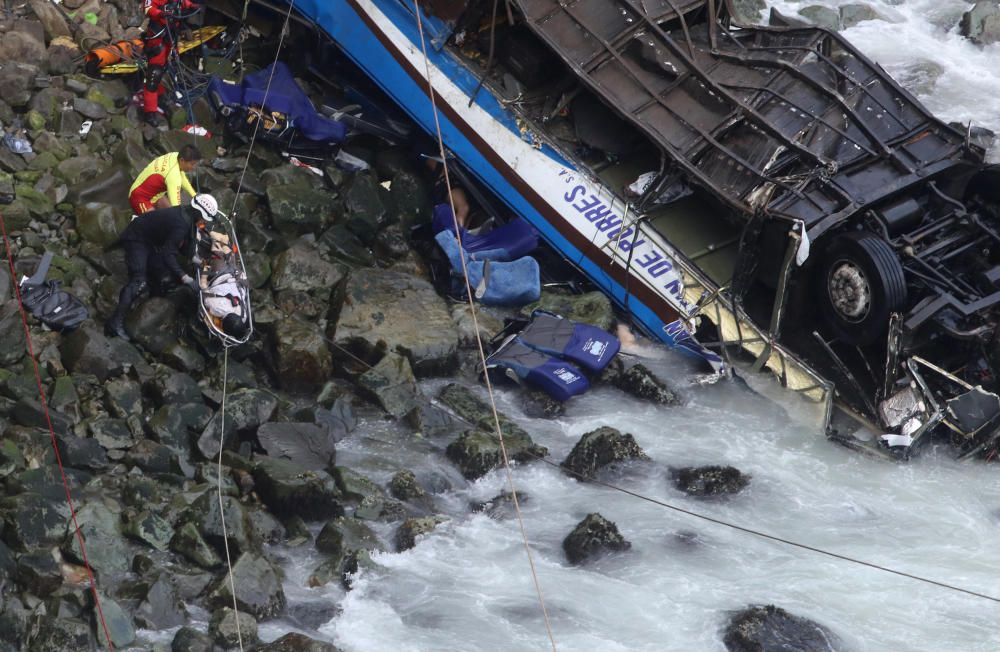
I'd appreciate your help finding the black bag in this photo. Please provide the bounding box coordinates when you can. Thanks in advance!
[19,279,89,332]
[16,252,89,332]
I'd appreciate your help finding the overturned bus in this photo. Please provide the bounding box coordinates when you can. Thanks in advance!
[239,0,1000,458]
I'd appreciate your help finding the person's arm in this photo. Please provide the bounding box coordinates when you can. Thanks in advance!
[180,171,196,202]
[161,218,190,281]
[144,0,166,22]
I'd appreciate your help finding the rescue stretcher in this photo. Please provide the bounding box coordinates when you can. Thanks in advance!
[194,211,253,347]
[83,26,227,77]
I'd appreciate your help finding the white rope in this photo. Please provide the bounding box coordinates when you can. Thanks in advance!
[411,6,557,650]
[228,0,296,219]
[216,347,244,650]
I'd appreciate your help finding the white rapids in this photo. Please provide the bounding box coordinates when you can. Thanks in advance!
[256,2,1000,650]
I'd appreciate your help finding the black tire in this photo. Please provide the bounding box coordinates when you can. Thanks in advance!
[818,232,907,346]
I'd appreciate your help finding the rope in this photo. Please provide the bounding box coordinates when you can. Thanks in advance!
[410,5,557,650]
[0,214,117,650]
[215,347,244,649]
[434,400,1000,604]
[228,0,296,220]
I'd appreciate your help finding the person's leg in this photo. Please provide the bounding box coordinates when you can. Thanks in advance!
[154,195,172,210]
[105,241,150,338]
[129,192,153,215]
[142,38,170,123]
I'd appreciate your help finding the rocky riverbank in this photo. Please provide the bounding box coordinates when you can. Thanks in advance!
[5,0,991,649]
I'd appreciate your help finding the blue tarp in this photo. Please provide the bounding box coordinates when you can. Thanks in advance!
[208,62,347,143]
[432,204,538,260]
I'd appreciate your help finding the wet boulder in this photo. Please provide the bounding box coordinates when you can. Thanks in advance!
[197,387,279,458]
[94,594,136,649]
[437,383,530,439]
[0,23,46,64]
[170,521,222,569]
[962,1,1000,45]
[259,633,343,652]
[123,510,174,551]
[60,325,146,382]
[395,515,448,552]
[472,490,528,521]
[209,551,286,618]
[270,240,345,293]
[63,501,131,578]
[331,269,459,376]
[273,317,333,392]
[730,0,766,24]
[389,470,426,502]
[343,173,389,243]
[357,351,422,418]
[446,429,548,480]
[252,456,344,520]
[563,513,631,565]
[24,614,94,651]
[1,492,71,550]
[522,290,614,331]
[724,604,840,652]
[209,607,259,648]
[0,63,35,109]
[561,426,650,480]
[136,575,187,630]
[126,297,180,354]
[257,421,336,472]
[74,202,129,248]
[172,626,215,652]
[840,4,883,28]
[404,400,461,439]
[15,550,62,597]
[267,183,339,236]
[614,363,682,406]
[799,5,841,30]
[671,465,750,497]
[182,491,258,559]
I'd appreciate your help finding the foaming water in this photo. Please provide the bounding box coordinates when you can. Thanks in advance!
[268,345,1000,651]
[765,0,1000,157]
[264,4,1000,650]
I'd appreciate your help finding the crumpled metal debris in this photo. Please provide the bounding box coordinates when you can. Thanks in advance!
[3,132,33,155]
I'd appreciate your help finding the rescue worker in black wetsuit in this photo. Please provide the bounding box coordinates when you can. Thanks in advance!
[104,193,219,339]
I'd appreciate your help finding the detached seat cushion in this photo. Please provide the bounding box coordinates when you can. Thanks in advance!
[486,339,590,402]
[517,311,620,373]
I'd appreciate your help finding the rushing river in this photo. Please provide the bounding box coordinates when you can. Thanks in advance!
[256,2,1000,650]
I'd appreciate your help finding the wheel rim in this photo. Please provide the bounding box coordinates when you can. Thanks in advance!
[828,259,871,323]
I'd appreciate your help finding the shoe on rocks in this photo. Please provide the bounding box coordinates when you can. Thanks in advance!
[104,317,130,341]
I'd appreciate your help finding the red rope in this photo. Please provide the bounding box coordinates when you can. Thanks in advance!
[0,213,116,650]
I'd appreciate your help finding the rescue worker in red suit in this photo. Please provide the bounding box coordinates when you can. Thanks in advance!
[142,0,199,127]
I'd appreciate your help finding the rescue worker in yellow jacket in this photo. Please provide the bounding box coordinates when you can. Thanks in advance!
[128,145,201,215]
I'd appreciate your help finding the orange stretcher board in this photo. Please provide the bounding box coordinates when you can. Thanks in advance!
[85,25,226,75]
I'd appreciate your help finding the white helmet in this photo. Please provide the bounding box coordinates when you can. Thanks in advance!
[191,194,218,222]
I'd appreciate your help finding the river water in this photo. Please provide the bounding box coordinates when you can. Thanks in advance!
[258,2,1000,650]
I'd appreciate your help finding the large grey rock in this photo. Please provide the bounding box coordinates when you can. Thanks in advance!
[209,608,258,648]
[170,521,222,569]
[561,426,650,480]
[446,429,548,480]
[136,575,187,630]
[671,465,751,497]
[343,173,389,243]
[209,552,286,618]
[197,388,278,458]
[253,456,344,520]
[962,1,1000,45]
[274,318,333,392]
[522,290,614,331]
[63,501,131,577]
[613,363,682,405]
[94,594,136,649]
[0,27,46,64]
[259,633,343,652]
[29,0,72,41]
[357,351,421,418]
[437,383,530,440]
[267,184,338,236]
[0,64,34,108]
[723,604,840,652]
[74,202,129,248]
[331,269,459,376]
[15,550,62,596]
[123,510,174,551]
[562,512,631,564]
[730,0,766,24]
[395,515,448,552]
[126,297,180,354]
[172,626,214,652]
[25,615,93,651]
[182,491,258,558]
[840,4,883,28]
[1,492,71,550]
[257,422,336,471]
[799,5,841,30]
[270,241,344,293]
[60,324,148,382]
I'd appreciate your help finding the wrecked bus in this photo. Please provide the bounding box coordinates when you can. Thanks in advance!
[250,0,1000,458]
